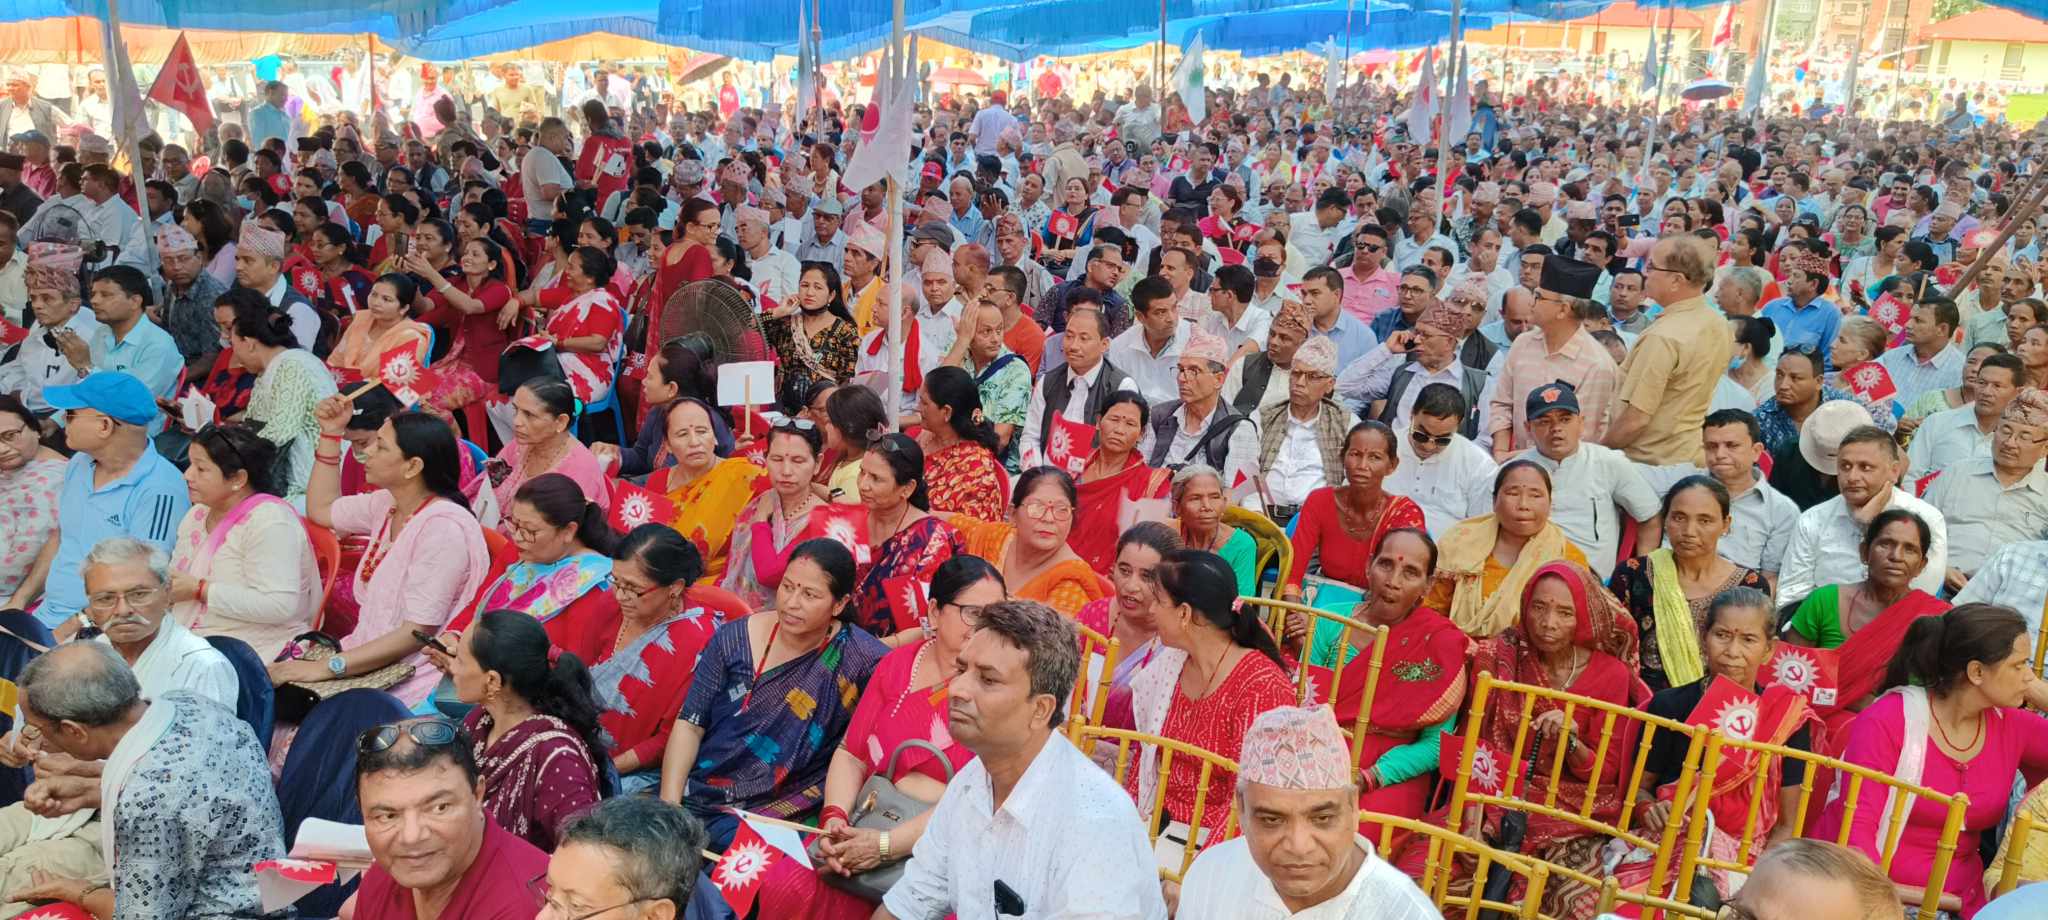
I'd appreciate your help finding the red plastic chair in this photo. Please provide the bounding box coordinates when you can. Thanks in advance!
[446,526,518,636]
[301,520,342,632]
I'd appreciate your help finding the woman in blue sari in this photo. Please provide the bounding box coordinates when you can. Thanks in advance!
[658,537,889,850]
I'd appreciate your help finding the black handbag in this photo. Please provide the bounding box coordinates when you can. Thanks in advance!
[813,739,956,902]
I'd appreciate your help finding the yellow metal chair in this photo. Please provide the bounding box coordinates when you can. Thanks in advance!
[1593,878,1717,920]
[1067,622,1122,743]
[1222,505,1292,600]
[1074,725,1240,882]
[1355,810,1558,920]
[1992,811,2040,898]
[1445,673,1708,905]
[1675,732,1971,920]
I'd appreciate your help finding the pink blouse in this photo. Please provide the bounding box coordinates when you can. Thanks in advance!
[328,491,492,705]
[1819,692,2048,917]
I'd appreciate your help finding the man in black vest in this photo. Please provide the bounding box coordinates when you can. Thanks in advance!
[1018,305,1131,469]
[1140,330,1262,510]
[1226,298,1310,416]
[1336,301,1488,437]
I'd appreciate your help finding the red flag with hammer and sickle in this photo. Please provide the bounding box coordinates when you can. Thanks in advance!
[146,33,214,135]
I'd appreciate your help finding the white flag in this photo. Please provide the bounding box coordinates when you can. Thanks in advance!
[1641,29,1660,94]
[1444,46,1471,142]
[100,20,152,148]
[841,34,918,194]
[1406,49,1437,143]
[1324,35,1343,96]
[1741,39,1770,116]
[1172,34,1207,126]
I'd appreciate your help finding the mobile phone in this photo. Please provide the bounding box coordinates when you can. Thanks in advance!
[411,629,453,656]
[1620,213,1640,228]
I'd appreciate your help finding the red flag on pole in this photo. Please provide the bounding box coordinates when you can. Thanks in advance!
[145,33,214,135]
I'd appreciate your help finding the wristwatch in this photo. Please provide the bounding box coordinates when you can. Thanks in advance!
[327,654,349,677]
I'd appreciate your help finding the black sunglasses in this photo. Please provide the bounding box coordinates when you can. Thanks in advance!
[1410,429,1455,448]
[358,719,461,756]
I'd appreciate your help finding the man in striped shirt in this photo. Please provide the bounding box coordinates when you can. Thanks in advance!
[1876,297,1965,410]
[1,372,188,633]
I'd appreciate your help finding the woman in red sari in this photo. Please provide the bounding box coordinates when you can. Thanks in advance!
[640,198,721,356]
[1322,528,1470,827]
[1410,559,1650,918]
[918,366,1007,522]
[575,99,633,221]
[1124,549,1295,849]
[753,557,1009,919]
[1071,393,1173,572]
[1284,421,1427,597]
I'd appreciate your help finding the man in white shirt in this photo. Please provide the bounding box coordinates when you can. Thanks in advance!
[1255,337,1353,522]
[904,250,968,417]
[1387,382,1498,539]
[967,89,1018,157]
[1339,302,1481,435]
[1445,225,1516,324]
[1286,187,1354,267]
[734,205,797,309]
[0,252,103,414]
[1109,276,1194,403]
[1199,263,1272,361]
[1776,409,1950,604]
[1392,191,1457,272]
[1508,380,1660,579]
[1112,86,1163,152]
[1924,387,2048,590]
[879,600,1167,920]
[232,222,321,352]
[75,165,150,274]
[1177,704,1437,920]
[1906,352,2021,480]
[520,117,574,229]
[1020,306,1134,469]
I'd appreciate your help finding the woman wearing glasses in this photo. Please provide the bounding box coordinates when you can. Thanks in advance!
[639,199,721,357]
[459,473,621,665]
[948,468,1108,618]
[441,609,608,852]
[649,397,767,585]
[756,556,1008,918]
[849,434,967,648]
[590,526,746,796]
[169,424,321,661]
[723,421,827,610]
[659,539,888,850]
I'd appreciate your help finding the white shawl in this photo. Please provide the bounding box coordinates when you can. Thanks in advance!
[1127,645,1189,820]
[96,694,177,865]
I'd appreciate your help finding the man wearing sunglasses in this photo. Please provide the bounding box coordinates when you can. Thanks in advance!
[350,717,550,920]
[1334,223,1396,325]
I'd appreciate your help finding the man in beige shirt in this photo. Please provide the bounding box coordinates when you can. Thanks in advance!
[1608,235,1732,466]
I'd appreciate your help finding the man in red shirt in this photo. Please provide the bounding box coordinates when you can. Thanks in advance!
[347,719,549,920]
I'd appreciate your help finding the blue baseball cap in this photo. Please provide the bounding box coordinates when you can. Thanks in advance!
[43,372,159,426]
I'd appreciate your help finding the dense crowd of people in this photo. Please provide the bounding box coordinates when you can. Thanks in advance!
[5,44,2048,920]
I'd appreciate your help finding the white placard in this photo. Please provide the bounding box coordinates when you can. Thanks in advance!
[716,360,775,407]
[178,387,215,432]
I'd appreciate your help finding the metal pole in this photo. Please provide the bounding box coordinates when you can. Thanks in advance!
[1436,0,1461,188]
[884,0,906,432]
[1158,0,1168,105]
[1343,0,1355,65]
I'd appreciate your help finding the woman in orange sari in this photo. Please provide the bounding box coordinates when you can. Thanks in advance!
[951,467,1111,618]
[1405,559,1649,918]
[1322,528,1470,827]
[918,366,1007,521]
[647,397,768,585]
[1071,393,1172,572]
[327,273,431,380]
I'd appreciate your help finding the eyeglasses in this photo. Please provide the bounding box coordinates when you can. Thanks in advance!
[357,718,460,756]
[1356,242,1384,253]
[945,602,986,626]
[85,585,164,612]
[504,517,551,542]
[1645,264,1684,276]
[1410,428,1455,448]
[611,576,669,601]
[1020,500,1074,522]
[776,418,818,432]
[528,872,653,920]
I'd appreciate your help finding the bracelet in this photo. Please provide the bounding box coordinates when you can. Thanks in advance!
[877,830,891,861]
[196,580,208,605]
[820,805,849,827]
[319,432,344,442]
[315,452,341,466]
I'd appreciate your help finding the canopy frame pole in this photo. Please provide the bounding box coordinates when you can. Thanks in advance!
[884,0,906,433]
[1157,0,1167,105]
[101,0,153,268]
[1436,0,1461,190]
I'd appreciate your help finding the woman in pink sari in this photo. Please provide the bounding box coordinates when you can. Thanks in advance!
[1076,522,1183,730]
[1814,604,2048,917]
[471,378,613,535]
[754,557,1008,919]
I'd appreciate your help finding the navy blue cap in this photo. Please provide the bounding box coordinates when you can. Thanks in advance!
[1525,379,1581,420]
[43,372,159,426]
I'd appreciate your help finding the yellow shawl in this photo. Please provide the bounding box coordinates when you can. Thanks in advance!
[661,456,767,585]
[1434,514,1574,638]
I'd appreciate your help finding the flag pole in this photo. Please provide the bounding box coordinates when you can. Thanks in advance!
[1435,0,1461,190]
[884,0,906,432]
[101,0,153,267]
[1643,4,1673,173]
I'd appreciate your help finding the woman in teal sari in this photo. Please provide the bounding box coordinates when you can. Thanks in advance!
[658,537,888,851]
[1173,464,1258,596]
[458,472,621,665]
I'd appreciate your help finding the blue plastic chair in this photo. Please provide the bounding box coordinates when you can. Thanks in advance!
[576,349,629,446]
[276,688,412,919]
[0,612,51,808]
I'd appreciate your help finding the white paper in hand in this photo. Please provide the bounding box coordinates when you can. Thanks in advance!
[289,817,372,866]
[178,388,215,431]
[716,361,775,407]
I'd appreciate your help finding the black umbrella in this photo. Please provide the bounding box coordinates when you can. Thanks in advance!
[1478,738,1546,920]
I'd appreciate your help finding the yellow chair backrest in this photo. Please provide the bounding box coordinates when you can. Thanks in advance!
[1223,505,1292,600]
[1993,811,2039,898]
[1445,673,1706,900]
[1356,810,1557,919]
[2034,601,2048,678]
[1242,597,1391,771]
[1074,725,1240,882]
[1592,878,1717,920]
[1676,732,1969,920]
[1067,622,1122,743]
